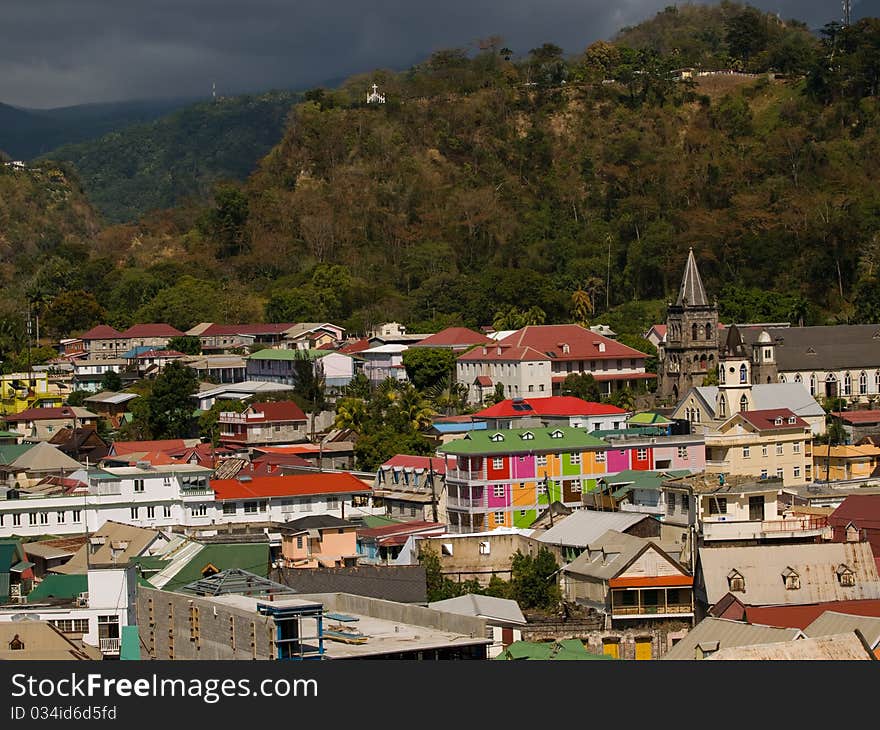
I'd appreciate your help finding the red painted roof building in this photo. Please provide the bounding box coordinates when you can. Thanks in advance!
[828,494,880,557]
[217,401,309,449]
[473,396,630,431]
[457,324,653,405]
[410,327,494,351]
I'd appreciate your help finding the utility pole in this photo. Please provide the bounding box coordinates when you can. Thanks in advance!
[842,0,852,26]
[605,235,612,312]
[428,458,438,523]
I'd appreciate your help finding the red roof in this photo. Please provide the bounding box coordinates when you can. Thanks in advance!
[380,454,450,475]
[251,444,321,455]
[840,411,880,425]
[120,323,185,338]
[110,439,188,455]
[79,324,123,340]
[248,401,307,422]
[338,338,371,354]
[475,375,493,386]
[459,344,549,363]
[504,324,647,360]
[115,450,185,466]
[6,407,94,422]
[829,495,880,531]
[251,453,314,468]
[413,327,494,348]
[474,396,627,419]
[738,408,808,431]
[744,600,880,629]
[647,324,667,338]
[211,472,370,500]
[551,373,657,384]
[199,323,296,337]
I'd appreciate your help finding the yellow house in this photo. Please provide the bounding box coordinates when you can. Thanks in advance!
[0,372,52,416]
[704,408,812,487]
[814,444,880,482]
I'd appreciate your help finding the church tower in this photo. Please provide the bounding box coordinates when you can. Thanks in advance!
[716,324,753,417]
[658,248,719,400]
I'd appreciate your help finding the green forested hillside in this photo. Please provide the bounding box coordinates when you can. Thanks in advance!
[2,4,880,360]
[42,90,300,222]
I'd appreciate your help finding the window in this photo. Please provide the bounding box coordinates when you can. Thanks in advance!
[739,364,747,384]
[692,323,699,341]
[776,443,784,455]
[667,493,676,515]
[570,452,581,465]
[764,348,772,359]
[776,467,784,479]
[222,502,236,515]
[728,570,745,592]
[740,395,748,412]
[528,384,534,392]
[8,636,25,651]
[743,446,750,459]
[520,432,535,441]
[596,451,606,463]
[682,494,689,512]
[494,511,505,525]
[860,372,868,395]
[492,458,504,470]
[326,497,339,511]
[130,507,139,519]
[783,569,800,590]
[793,442,801,454]
[762,444,768,457]
[28,512,37,526]
[72,510,81,523]
[844,372,852,396]
[794,466,801,478]
[493,485,505,498]
[706,323,713,340]
[244,502,258,514]
[479,541,491,555]
[410,506,417,517]
[678,447,688,459]
[636,448,647,460]
[163,477,171,487]
[761,469,768,479]
[134,479,144,493]
[12,513,21,527]
[537,482,547,495]
[147,506,155,519]
[838,565,856,587]
[708,497,727,515]
[810,374,817,396]
[520,509,527,517]
[39,512,48,525]
[299,498,312,512]
[192,504,207,517]
[718,395,726,418]
[57,511,65,524]
[536,455,547,467]
[163,506,171,518]
[51,619,89,634]
[296,536,303,549]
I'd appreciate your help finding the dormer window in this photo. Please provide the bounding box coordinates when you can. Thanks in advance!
[837,565,856,587]
[520,432,535,441]
[561,343,570,354]
[490,433,505,442]
[782,567,800,590]
[727,569,745,593]
[846,523,861,542]
[774,417,783,426]
[550,430,564,439]
[787,416,796,424]
[8,635,24,651]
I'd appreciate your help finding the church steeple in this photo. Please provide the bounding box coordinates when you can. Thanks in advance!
[676,247,709,307]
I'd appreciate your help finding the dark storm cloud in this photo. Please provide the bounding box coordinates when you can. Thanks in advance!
[0,0,849,108]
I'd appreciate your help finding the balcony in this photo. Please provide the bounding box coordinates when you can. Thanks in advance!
[704,460,730,469]
[620,503,664,515]
[99,637,120,654]
[446,468,485,482]
[612,604,693,618]
[701,516,828,542]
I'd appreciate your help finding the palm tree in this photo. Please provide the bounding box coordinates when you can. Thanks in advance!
[394,384,436,432]
[334,397,368,432]
[426,376,469,416]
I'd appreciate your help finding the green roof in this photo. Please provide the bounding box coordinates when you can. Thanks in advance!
[129,556,170,574]
[120,625,141,660]
[495,639,615,661]
[601,469,692,495]
[440,426,608,456]
[161,543,270,593]
[0,542,21,572]
[27,574,88,603]
[0,443,35,464]
[628,412,674,425]
[248,348,325,361]
[358,515,402,528]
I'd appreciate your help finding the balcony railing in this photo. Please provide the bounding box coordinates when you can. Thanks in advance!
[613,604,693,616]
[701,516,828,541]
[99,637,120,654]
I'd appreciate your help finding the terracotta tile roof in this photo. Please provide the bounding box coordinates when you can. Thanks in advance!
[6,407,97,422]
[738,408,809,431]
[413,327,494,348]
[79,325,123,340]
[504,324,647,360]
[475,375,493,386]
[338,338,371,354]
[211,472,371,500]
[120,323,185,338]
[474,396,627,419]
[458,344,549,363]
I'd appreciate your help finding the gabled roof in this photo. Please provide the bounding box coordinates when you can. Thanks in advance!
[744,599,880,629]
[211,472,370,500]
[732,408,808,431]
[245,401,307,422]
[9,442,84,473]
[706,632,873,660]
[160,546,272,593]
[496,639,615,660]
[538,511,654,549]
[676,248,709,307]
[120,323,185,338]
[53,521,164,574]
[356,521,445,540]
[5,406,97,422]
[804,610,880,648]
[412,327,494,348]
[379,454,449,475]
[439,426,607,456]
[662,617,801,660]
[83,391,139,406]
[698,542,880,606]
[194,323,298,337]
[281,514,355,532]
[338,338,371,354]
[692,383,826,420]
[110,439,194,456]
[474,396,627,420]
[839,410,880,425]
[429,594,527,625]
[562,530,686,581]
[79,324,123,340]
[829,494,880,530]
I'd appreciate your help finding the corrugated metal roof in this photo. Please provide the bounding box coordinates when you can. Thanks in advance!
[428,594,526,625]
[562,530,685,581]
[706,632,873,660]
[663,617,801,660]
[538,510,652,548]
[804,610,880,648]
[699,542,880,607]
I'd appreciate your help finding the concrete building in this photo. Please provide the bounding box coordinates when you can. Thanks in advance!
[218,401,309,449]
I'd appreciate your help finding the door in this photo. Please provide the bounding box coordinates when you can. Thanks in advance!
[602,639,620,659]
[635,638,652,661]
[749,495,764,521]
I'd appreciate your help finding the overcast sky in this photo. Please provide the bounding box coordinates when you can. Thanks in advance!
[0,0,860,108]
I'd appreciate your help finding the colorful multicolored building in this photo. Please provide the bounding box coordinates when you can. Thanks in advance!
[439,426,705,533]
